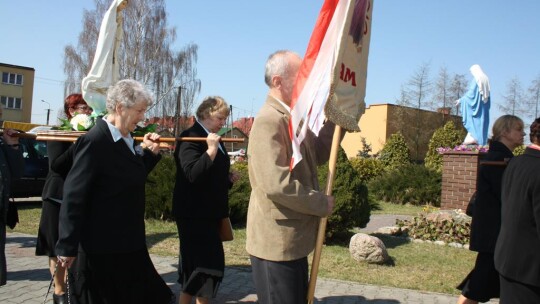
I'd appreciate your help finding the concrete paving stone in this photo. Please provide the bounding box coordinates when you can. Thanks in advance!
[4,231,503,304]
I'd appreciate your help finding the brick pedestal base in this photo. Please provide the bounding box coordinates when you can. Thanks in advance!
[441,151,486,211]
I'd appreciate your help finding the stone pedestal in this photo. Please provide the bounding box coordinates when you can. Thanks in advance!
[440,151,486,211]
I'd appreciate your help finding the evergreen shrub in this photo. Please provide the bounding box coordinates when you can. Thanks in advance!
[368,164,441,206]
[424,121,465,173]
[513,144,525,156]
[145,154,175,220]
[228,161,251,226]
[318,148,371,241]
[349,157,385,183]
[378,132,410,170]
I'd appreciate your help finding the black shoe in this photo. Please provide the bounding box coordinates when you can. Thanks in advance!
[53,293,66,304]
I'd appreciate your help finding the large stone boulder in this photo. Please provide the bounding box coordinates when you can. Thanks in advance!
[349,233,389,264]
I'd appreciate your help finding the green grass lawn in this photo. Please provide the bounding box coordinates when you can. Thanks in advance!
[10,200,474,295]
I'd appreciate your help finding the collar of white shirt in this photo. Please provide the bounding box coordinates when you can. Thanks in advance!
[104,116,136,154]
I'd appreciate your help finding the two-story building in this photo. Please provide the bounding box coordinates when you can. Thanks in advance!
[0,63,35,125]
[341,103,463,161]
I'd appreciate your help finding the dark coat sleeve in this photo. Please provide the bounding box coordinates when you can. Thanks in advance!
[172,125,231,219]
[50,142,75,179]
[1,141,24,180]
[0,142,24,207]
[55,136,97,256]
[42,141,73,201]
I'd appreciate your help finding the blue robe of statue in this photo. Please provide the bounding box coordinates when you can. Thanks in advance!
[460,79,490,146]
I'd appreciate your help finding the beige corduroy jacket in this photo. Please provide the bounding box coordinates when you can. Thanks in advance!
[246,96,335,261]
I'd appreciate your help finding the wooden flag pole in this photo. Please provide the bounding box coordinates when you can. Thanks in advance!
[307,125,342,304]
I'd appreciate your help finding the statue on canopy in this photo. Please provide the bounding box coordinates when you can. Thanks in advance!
[81,0,128,116]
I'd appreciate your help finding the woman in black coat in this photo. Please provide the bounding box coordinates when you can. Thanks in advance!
[495,118,540,303]
[173,96,239,304]
[56,80,174,304]
[35,93,92,304]
[0,122,24,286]
[457,115,525,304]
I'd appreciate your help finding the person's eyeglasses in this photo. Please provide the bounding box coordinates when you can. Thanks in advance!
[73,105,91,111]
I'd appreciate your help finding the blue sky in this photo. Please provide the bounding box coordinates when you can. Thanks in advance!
[1,0,539,131]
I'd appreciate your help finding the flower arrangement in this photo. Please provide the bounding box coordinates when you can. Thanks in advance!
[58,113,96,131]
[57,113,158,136]
[436,144,489,154]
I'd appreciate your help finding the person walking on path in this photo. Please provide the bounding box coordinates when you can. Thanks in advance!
[457,115,525,304]
[0,102,24,286]
[35,93,92,304]
[56,79,174,304]
[173,96,239,304]
[495,117,540,303]
[246,50,336,304]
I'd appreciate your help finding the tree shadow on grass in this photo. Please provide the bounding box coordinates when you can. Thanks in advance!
[370,233,410,249]
[146,232,177,248]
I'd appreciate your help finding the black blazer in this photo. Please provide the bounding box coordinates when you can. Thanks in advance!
[469,140,514,253]
[56,118,161,256]
[41,141,73,201]
[172,121,230,219]
[495,147,540,287]
[0,140,24,216]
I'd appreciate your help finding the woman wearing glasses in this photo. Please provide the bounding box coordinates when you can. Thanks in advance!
[35,93,92,304]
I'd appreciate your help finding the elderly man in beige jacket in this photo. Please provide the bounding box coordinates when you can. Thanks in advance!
[246,50,336,304]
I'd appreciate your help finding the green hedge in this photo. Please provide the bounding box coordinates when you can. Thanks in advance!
[145,151,371,242]
[368,164,441,206]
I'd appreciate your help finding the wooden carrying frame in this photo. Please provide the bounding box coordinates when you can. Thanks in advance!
[6,130,245,143]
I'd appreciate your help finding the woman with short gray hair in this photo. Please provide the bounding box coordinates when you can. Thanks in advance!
[56,79,174,304]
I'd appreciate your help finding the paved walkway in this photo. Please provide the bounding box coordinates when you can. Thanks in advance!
[1,214,499,303]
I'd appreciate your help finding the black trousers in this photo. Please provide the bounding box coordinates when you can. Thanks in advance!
[250,255,308,304]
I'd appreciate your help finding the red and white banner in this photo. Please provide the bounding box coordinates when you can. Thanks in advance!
[289,0,373,169]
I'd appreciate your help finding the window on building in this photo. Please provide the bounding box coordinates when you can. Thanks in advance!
[1,72,24,85]
[0,96,23,109]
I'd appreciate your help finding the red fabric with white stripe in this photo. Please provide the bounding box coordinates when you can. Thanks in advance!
[289,0,372,169]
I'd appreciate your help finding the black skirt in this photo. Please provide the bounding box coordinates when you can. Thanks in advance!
[177,218,224,298]
[36,199,61,257]
[69,247,174,304]
[457,252,500,302]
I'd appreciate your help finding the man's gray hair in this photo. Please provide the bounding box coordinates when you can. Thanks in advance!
[106,79,153,113]
[264,50,300,88]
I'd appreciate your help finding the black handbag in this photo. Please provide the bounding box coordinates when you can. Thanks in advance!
[6,198,19,229]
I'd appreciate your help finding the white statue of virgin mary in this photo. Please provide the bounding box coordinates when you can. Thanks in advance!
[81,0,128,116]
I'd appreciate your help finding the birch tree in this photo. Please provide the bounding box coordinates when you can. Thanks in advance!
[499,77,526,117]
[449,73,467,116]
[394,62,434,160]
[433,66,452,117]
[528,74,540,120]
[63,0,200,125]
